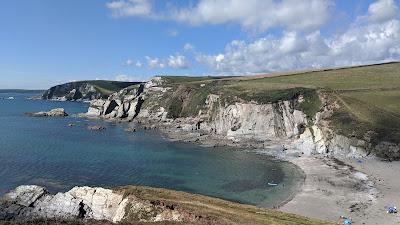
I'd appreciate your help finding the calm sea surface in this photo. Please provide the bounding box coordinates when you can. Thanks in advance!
[0,92,303,207]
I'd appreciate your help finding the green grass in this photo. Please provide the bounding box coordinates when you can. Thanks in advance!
[116,186,334,225]
[82,80,142,96]
[45,80,142,99]
[157,62,400,150]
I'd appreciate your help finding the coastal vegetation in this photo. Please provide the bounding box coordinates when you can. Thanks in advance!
[42,80,141,100]
[116,186,334,225]
[157,62,400,152]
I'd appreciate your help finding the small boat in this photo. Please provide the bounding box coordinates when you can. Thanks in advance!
[267,182,278,186]
[7,97,15,100]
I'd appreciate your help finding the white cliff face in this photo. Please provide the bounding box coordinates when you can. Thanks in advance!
[212,101,308,141]
[0,185,205,224]
[0,185,128,223]
[86,85,144,120]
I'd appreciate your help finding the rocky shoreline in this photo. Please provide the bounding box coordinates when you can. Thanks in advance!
[6,74,399,224]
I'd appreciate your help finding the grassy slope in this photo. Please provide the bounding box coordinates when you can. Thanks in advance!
[116,186,334,225]
[80,80,142,96]
[158,62,400,148]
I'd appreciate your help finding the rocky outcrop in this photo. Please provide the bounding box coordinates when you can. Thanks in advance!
[25,108,68,117]
[86,84,145,121]
[0,185,219,224]
[87,125,106,131]
[211,101,308,141]
[0,185,128,222]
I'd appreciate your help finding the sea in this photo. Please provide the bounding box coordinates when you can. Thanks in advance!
[0,91,303,207]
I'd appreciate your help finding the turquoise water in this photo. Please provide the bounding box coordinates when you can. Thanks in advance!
[0,92,303,207]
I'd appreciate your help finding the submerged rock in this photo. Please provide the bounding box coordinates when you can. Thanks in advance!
[87,125,106,131]
[25,108,68,117]
[124,127,136,132]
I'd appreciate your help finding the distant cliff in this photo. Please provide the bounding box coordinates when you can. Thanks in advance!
[42,80,141,101]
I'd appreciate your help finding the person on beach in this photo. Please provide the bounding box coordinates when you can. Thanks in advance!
[339,216,352,225]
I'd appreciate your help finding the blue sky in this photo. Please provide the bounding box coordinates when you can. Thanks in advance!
[0,0,399,89]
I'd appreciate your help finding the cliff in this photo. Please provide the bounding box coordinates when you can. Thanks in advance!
[42,80,141,101]
[0,185,333,225]
[85,62,400,160]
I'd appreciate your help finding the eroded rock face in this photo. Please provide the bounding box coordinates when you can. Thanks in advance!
[0,186,128,223]
[212,101,308,141]
[25,108,68,117]
[0,185,214,224]
[86,85,145,120]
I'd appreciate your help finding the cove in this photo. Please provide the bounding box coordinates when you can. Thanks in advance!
[0,92,304,208]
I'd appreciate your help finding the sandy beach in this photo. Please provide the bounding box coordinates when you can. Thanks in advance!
[281,156,400,225]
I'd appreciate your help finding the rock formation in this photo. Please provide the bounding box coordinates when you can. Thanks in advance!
[0,185,225,224]
[87,125,106,131]
[0,185,128,222]
[25,108,68,117]
[82,76,399,159]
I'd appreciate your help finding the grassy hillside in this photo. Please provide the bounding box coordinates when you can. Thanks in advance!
[155,62,400,153]
[116,186,333,225]
[75,80,142,96]
[43,80,142,99]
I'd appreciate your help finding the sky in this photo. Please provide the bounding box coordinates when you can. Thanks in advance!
[0,0,399,89]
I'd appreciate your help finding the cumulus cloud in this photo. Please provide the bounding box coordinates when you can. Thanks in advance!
[197,19,400,73]
[122,59,142,67]
[106,0,153,17]
[183,43,194,51]
[367,0,398,22]
[167,54,189,69]
[145,54,189,69]
[146,56,165,69]
[106,0,332,32]
[172,0,332,32]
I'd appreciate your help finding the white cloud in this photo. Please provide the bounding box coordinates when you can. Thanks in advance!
[106,0,152,17]
[146,55,189,69]
[135,60,142,67]
[173,0,332,32]
[197,18,400,73]
[183,43,194,51]
[106,0,332,32]
[279,31,307,54]
[367,0,398,22]
[145,56,163,69]
[167,54,189,69]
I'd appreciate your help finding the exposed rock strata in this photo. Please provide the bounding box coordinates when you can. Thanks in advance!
[83,77,398,159]
[0,185,218,224]
[86,84,145,121]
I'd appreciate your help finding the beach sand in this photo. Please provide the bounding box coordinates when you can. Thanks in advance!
[281,156,400,225]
